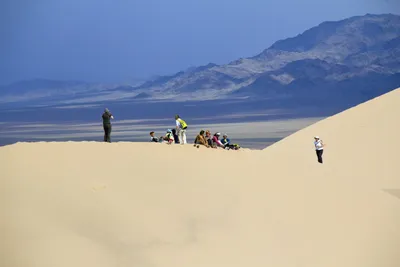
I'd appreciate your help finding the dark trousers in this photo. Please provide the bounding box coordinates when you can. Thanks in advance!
[103,124,112,142]
[316,149,323,163]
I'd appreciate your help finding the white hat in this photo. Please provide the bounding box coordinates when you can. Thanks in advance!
[314,136,320,139]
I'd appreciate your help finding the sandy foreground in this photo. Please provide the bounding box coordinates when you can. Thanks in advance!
[1,89,400,267]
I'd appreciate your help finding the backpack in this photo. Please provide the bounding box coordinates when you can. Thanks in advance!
[178,118,188,129]
[232,144,240,150]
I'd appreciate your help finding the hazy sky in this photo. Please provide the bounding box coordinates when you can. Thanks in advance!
[0,0,398,85]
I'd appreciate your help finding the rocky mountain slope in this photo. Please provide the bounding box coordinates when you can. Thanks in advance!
[1,13,399,107]
[137,13,400,100]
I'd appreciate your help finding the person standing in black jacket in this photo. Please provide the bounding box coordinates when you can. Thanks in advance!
[102,108,114,142]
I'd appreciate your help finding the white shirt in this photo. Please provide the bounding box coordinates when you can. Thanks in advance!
[175,119,181,128]
[314,140,323,150]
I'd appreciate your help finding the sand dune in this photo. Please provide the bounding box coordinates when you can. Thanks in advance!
[1,88,400,267]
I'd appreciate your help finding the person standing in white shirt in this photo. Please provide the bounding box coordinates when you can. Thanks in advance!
[314,136,325,163]
[175,115,188,144]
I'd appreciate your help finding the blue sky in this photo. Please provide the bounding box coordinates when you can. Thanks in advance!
[0,0,398,85]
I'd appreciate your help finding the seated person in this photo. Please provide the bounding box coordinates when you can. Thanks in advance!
[205,130,214,147]
[149,131,161,143]
[193,130,209,147]
[212,132,225,148]
[220,133,240,150]
[220,133,231,148]
[162,129,175,144]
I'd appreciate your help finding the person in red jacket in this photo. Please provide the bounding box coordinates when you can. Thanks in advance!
[212,132,224,148]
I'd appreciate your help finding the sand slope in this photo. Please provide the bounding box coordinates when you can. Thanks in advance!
[1,88,400,267]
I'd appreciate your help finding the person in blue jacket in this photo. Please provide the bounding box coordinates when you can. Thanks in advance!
[221,134,231,149]
[221,133,241,150]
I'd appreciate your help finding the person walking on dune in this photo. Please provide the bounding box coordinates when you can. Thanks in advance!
[102,108,114,143]
[314,136,325,163]
[175,115,188,144]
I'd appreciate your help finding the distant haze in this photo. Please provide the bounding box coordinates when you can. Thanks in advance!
[0,0,398,85]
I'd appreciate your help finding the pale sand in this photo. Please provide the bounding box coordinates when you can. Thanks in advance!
[1,89,400,267]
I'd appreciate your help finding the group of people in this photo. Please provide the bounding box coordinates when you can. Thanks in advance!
[150,129,178,144]
[149,115,188,145]
[102,108,325,161]
[193,130,240,150]
[101,110,188,145]
[150,129,240,150]
[149,114,240,150]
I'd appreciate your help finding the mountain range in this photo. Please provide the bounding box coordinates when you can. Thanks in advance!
[1,13,399,109]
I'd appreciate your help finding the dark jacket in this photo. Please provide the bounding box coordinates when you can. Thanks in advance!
[171,129,179,143]
[102,111,112,125]
[221,138,230,146]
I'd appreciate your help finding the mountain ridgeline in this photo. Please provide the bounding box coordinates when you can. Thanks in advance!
[140,13,400,100]
[1,13,400,109]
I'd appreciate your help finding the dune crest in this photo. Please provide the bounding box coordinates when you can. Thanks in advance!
[1,88,400,267]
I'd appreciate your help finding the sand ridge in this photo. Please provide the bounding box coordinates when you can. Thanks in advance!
[1,88,400,267]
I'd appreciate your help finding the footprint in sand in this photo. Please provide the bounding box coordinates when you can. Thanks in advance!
[91,185,108,192]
